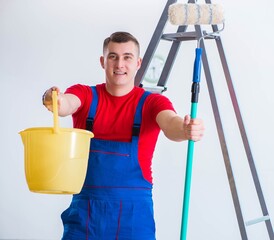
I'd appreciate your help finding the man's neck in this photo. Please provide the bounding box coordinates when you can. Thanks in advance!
[105,83,134,97]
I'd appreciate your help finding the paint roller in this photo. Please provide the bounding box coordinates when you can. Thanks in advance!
[168,3,225,240]
[169,3,224,26]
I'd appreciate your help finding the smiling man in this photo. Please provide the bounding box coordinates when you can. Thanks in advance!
[101,38,141,96]
[42,31,204,240]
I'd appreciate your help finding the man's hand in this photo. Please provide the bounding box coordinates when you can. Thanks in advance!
[183,115,204,142]
[42,86,60,112]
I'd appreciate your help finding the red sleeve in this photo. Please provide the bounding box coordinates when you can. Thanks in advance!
[64,84,93,129]
[145,93,176,121]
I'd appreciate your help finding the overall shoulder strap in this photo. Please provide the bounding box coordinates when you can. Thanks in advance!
[86,86,98,131]
[132,91,151,136]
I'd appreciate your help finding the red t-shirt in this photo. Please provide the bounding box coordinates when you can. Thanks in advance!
[65,83,175,183]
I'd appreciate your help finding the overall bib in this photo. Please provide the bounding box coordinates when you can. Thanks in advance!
[61,87,155,240]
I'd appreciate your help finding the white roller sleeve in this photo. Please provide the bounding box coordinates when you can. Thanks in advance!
[168,3,224,25]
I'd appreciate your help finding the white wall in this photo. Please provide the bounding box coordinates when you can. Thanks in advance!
[1,0,274,239]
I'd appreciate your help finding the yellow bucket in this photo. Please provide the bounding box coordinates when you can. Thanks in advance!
[19,91,94,194]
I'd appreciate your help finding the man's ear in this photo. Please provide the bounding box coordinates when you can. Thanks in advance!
[100,56,105,69]
[137,57,142,70]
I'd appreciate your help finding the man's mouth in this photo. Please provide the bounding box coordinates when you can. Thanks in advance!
[114,71,126,75]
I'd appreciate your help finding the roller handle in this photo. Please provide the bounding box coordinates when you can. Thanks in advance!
[181,48,202,240]
[191,48,202,104]
[192,48,202,83]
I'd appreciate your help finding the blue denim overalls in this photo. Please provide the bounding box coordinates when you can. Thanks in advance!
[61,87,155,240]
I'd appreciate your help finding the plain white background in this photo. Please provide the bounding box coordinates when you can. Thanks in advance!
[1,0,274,239]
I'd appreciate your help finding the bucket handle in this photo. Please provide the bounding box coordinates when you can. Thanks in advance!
[52,90,60,134]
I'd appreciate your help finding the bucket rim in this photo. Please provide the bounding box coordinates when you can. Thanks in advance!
[19,127,94,137]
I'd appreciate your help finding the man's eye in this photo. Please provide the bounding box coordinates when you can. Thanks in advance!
[109,55,116,59]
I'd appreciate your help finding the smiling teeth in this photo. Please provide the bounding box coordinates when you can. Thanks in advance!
[114,72,126,75]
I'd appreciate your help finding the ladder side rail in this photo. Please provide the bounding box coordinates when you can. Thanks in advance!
[212,25,274,239]
[195,24,248,240]
[206,0,273,237]
[157,25,187,88]
[135,0,177,87]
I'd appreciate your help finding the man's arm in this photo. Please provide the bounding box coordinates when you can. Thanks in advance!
[42,87,81,117]
[156,110,204,142]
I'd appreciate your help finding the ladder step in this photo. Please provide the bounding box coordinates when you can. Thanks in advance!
[143,86,167,93]
[162,31,197,41]
[161,31,219,42]
[245,215,270,226]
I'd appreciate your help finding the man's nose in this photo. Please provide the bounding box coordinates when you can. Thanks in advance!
[116,58,124,68]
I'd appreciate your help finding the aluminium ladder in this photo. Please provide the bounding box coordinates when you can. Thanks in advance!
[134,0,274,239]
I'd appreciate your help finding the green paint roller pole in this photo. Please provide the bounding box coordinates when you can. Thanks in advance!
[180,47,202,240]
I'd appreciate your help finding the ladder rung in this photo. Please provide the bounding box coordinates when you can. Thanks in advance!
[143,86,167,93]
[245,215,270,226]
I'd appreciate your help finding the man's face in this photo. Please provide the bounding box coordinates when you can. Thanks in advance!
[100,41,142,90]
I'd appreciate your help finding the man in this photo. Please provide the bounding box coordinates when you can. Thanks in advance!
[43,31,204,240]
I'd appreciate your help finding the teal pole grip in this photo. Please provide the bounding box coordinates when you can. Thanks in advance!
[180,103,197,240]
[180,47,202,240]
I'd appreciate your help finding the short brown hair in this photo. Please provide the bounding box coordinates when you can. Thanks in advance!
[103,31,140,55]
